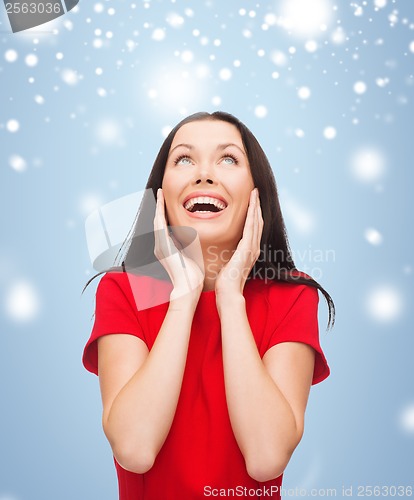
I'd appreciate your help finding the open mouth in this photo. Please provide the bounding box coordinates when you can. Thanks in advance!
[183,198,228,214]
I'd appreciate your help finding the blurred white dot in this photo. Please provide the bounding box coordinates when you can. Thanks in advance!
[288,46,296,54]
[93,38,103,48]
[167,12,185,28]
[351,147,386,183]
[364,227,383,245]
[298,86,311,99]
[254,105,268,118]
[161,125,173,138]
[61,68,79,85]
[331,26,346,44]
[6,119,20,132]
[97,87,107,97]
[272,71,280,79]
[152,28,166,41]
[34,95,44,104]
[95,119,122,145]
[323,126,337,139]
[9,154,27,172]
[374,0,387,8]
[399,404,414,434]
[376,77,389,88]
[25,54,38,67]
[56,52,64,60]
[354,81,367,94]
[219,68,232,81]
[270,50,288,66]
[366,285,404,322]
[278,0,334,38]
[181,50,193,63]
[107,7,115,15]
[233,60,241,67]
[80,194,103,215]
[212,96,222,106]
[295,128,305,138]
[5,280,41,323]
[354,5,363,16]
[5,49,18,62]
[95,67,103,75]
[264,13,277,25]
[94,2,104,13]
[305,40,318,52]
[409,41,414,54]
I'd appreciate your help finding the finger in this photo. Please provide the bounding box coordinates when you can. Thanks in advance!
[256,191,263,256]
[242,188,256,241]
[155,188,174,258]
[252,188,259,251]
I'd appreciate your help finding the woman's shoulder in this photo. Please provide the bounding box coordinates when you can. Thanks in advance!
[98,271,173,311]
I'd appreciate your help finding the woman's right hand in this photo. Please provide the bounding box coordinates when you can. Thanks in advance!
[154,188,205,302]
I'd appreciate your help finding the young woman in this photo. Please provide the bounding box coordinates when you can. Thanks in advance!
[82,111,335,499]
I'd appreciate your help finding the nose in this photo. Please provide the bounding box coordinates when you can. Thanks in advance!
[194,163,216,185]
[196,177,213,185]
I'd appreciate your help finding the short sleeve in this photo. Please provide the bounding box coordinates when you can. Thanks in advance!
[82,272,146,376]
[267,285,330,385]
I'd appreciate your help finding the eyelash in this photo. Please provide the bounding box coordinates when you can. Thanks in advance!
[173,153,239,165]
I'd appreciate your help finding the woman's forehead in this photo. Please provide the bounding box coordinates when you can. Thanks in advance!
[171,120,243,149]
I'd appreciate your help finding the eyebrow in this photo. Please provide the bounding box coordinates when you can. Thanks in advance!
[168,143,247,158]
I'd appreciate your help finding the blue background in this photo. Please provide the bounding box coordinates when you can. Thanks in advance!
[1,1,413,499]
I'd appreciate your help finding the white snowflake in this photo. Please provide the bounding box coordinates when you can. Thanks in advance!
[4,49,18,62]
[254,106,268,118]
[365,285,404,323]
[323,126,337,139]
[5,280,41,323]
[6,119,20,133]
[9,154,27,172]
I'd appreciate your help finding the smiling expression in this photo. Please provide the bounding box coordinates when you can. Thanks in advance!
[161,119,255,249]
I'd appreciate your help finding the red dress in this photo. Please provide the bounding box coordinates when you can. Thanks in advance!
[82,272,330,499]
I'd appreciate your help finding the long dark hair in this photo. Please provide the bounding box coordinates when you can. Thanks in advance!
[83,111,335,330]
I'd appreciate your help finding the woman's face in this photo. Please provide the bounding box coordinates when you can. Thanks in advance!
[161,119,255,250]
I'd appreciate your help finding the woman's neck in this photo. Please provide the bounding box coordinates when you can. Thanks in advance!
[200,242,235,292]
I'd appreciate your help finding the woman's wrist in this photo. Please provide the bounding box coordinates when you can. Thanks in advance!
[216,292,245,316]
[169,288,201,311]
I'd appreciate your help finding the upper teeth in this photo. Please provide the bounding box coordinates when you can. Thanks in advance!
[184,196,227,211]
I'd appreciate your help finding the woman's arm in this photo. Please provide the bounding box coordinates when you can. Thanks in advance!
[99,294,198,474]
[99,188,204,474]
[217,293,315,483]
[214,189,315,482]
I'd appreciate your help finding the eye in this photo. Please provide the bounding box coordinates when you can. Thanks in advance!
[174,155,192,166]
[221,154,239,165]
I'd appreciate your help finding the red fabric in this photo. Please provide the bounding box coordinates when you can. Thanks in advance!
[82,272,330,500]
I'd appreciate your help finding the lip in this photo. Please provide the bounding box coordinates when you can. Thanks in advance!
[182,191,228,219]
[182,191,228,207]
[182,204,227,219]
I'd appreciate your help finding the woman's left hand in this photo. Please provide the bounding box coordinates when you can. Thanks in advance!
[215,187,264,298]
